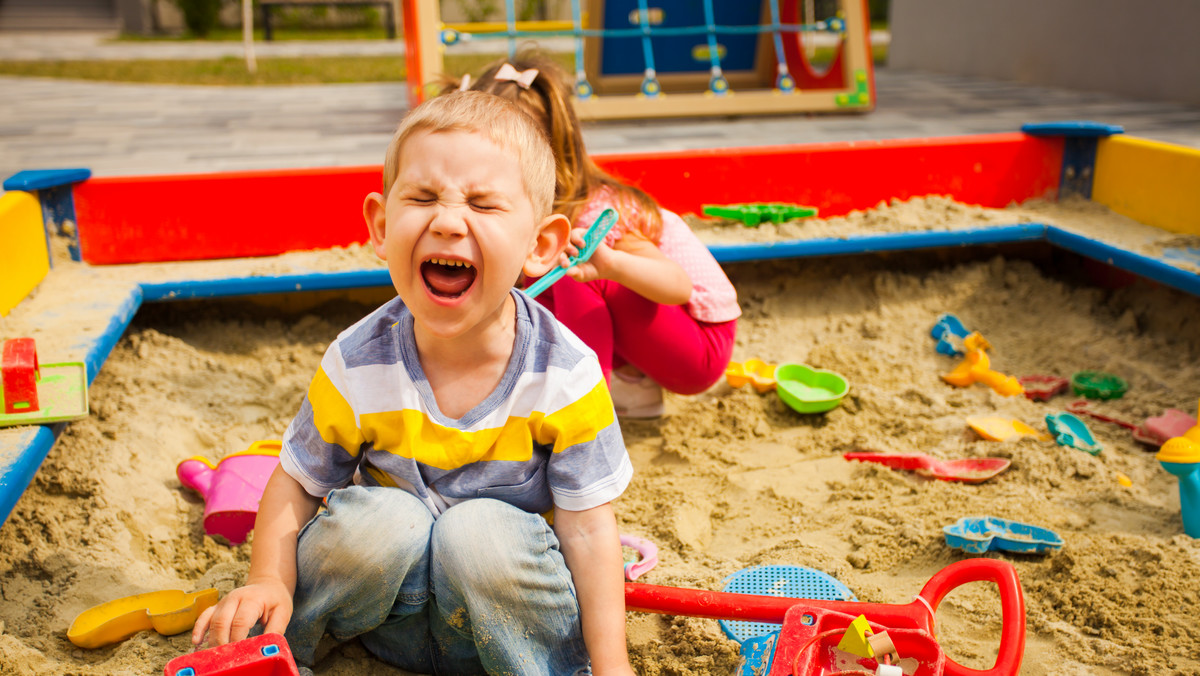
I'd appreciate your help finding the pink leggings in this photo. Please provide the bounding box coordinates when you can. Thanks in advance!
[537,277,736,395]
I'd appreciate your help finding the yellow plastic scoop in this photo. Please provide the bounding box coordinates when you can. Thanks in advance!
[67,588,218,649]
[967,416,1052,442]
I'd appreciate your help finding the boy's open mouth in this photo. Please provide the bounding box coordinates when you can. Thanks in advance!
[421,257,477,298]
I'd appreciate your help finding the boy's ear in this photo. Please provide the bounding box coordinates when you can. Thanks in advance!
[523,213,571,278]
[363,192,388,259]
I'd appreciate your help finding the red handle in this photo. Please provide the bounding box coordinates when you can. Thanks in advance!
[625,558,1025,676]
[916,558,1025,676]
[625,583,934,633]
[1067,400,1138,430]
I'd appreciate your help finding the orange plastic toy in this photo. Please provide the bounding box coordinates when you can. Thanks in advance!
[726,359,778,393]
[941,333,1023,397]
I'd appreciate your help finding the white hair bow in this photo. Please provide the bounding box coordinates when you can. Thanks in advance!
[494,63,539,89]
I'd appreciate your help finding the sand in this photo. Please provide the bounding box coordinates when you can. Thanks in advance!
[1,199,1199,675]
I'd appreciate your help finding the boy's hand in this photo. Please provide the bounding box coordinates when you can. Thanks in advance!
[192,579,293,648]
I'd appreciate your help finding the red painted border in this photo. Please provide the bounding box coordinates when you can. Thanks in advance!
[74,165,381,265]
[71,134,1063,265]
[594,132,1064,218]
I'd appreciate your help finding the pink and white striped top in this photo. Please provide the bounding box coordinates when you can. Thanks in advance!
[575,191,741,324]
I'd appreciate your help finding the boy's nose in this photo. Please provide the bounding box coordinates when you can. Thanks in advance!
[429,205,469,238]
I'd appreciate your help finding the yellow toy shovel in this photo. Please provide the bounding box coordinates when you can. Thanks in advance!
[967,416,1052,442]
[67,588,218,648]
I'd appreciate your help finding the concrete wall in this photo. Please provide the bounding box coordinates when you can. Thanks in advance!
[116,0,153,33]
[888,0,1200,106]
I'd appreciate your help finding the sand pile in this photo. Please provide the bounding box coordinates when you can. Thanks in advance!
[1,201,1199,675]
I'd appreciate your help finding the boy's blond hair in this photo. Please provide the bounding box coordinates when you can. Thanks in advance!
[383,91,555,221]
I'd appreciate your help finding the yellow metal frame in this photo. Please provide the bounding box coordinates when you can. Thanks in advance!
[442,20,575,33]
[1093,135,1200,236]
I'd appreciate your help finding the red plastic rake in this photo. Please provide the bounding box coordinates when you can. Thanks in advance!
[625,558,1025,676]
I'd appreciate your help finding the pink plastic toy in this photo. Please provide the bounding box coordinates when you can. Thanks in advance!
[164,632,299,676]
[620,534,659,581]
[1136,409,1199,447]
[177,441,281,546]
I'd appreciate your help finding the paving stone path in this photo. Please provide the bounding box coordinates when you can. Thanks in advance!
[1,31,1197,178]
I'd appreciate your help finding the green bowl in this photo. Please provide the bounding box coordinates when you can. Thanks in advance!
[1070,370,1128,400]
[774,363,849,414]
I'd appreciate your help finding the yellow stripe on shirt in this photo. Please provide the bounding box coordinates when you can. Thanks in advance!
[307,367,365,456]
[359,380,614,470]
[534,380,616,453]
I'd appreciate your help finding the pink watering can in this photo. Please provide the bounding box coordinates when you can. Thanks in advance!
[177,440,281,546]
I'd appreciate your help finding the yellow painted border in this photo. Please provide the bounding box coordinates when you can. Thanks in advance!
[1093,135,1200,236]
[0,191,49,317]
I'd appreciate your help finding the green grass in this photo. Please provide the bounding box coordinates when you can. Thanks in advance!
[0,47,884,86]
[0,53,522,86]
[0,55,408,85]
[115,27,392,42]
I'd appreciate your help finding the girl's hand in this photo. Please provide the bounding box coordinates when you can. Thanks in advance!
[559,226,692,305]
[558,229,616,283]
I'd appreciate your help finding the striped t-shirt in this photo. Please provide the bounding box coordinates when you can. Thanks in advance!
[280,290,632,516]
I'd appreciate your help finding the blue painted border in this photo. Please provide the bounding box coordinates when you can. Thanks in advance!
[708,224,1048,263]
[1021,121,1125,200]
[140,269,392,301]
[3,223,1199,528]
[0,285,141,526]
[1045,227,1200,297]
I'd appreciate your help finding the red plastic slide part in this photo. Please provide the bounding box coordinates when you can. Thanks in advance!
[779,0,849,90]
[624,558,1025,676]
[163,633,299,676]
[2,338,40,414]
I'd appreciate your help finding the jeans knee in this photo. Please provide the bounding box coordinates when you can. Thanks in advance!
[301,486,434,576]
[432,499,551,583]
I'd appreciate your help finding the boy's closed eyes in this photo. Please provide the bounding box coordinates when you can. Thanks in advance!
[398,186,510,213]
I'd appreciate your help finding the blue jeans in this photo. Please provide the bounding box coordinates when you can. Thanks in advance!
[285,486,591,675]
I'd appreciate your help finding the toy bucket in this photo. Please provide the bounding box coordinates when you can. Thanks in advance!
[177,441,281,545]
[164,632,299,675]
[779,608,945,675]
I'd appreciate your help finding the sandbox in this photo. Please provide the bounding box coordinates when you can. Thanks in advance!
[1,124,1199,674]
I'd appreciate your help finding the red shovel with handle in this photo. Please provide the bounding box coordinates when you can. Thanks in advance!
[625,558,1025,676]
[842,451,1011,484]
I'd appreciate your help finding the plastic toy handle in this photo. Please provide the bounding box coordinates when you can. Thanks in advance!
[843,452,932,473]
[918,558,1026,676]
[523,208,617,298]
[625,582,798,624]
[1067,400,1138,430]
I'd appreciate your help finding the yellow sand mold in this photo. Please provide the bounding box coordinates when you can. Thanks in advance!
[67,588,219,649]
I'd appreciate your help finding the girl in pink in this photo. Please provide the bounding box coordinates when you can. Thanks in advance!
[464,53,740,417]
